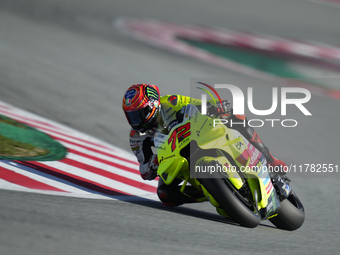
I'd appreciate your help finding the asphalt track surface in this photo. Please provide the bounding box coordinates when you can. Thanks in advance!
[0,1,340,254]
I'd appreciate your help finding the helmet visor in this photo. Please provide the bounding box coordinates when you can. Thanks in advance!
[125,105,155,128]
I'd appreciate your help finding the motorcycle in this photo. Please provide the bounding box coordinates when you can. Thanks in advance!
[154,98,305,230]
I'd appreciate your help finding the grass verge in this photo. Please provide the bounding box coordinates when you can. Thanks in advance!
[0,134,49,157]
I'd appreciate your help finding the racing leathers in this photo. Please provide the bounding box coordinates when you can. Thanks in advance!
[129,95,287,206]
[129,126,207,206]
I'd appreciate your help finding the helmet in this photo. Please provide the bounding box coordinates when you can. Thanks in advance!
[122,84,160,133]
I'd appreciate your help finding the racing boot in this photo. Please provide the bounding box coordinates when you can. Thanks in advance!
[157,177,206,207]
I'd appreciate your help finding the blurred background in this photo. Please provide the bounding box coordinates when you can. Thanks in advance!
[1,1,340,254]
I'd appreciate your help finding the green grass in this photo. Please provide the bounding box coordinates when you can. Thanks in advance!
[0,134,49,157]
[0,116,28,129]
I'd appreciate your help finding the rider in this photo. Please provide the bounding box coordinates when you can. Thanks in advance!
[122,84,287,206]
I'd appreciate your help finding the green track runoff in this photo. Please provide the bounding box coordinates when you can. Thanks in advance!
[180,39,322,82]
[0,115,67,161]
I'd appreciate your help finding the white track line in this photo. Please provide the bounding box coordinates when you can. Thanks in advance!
[0,161,93,194]
[66,153,158,187]
[60,142,140,171]
[39,161,154,196]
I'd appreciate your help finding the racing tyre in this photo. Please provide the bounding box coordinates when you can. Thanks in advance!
[269,191,305,231]
[199,175,261,228]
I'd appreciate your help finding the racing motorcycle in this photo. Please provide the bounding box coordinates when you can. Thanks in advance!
[154,99,305,230]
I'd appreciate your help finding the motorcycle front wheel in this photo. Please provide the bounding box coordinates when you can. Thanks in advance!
[269,191,305,230]
[198,174,261,228]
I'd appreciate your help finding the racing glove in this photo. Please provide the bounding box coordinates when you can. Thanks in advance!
[266,152,288,176]
[207,100,231,118]
[140,154,159,180]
